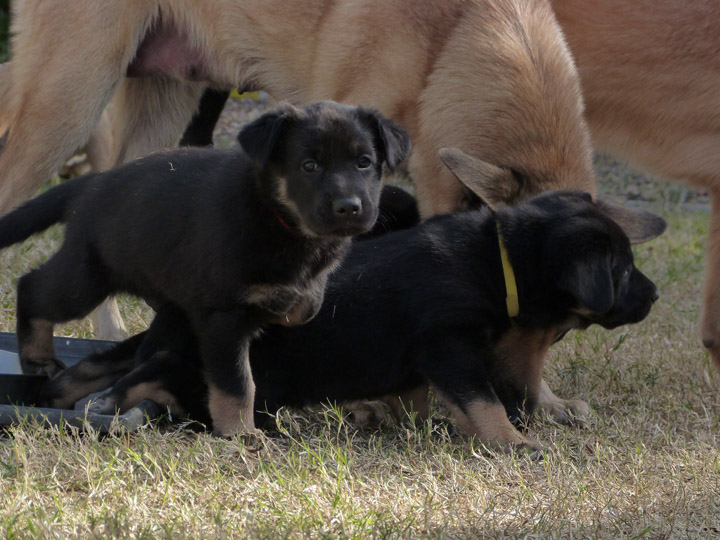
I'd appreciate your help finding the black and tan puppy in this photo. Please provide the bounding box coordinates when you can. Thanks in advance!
[49,184,665,452]
[0,101,410,436]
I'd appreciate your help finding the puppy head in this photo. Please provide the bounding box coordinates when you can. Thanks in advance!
[499,190,664,329]
[238,101,410,237]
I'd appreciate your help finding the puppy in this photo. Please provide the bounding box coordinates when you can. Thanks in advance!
[0,101,410,435]
[48,183,665,452]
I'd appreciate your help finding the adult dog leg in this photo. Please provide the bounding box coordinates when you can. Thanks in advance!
[0,0,154,215]
[701,189,720,373]
[110,77,206,165]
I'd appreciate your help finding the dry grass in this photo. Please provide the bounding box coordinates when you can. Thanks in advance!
[1,162,719,539]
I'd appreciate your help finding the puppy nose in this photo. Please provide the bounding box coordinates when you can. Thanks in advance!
[333,197,362,217]
[651,288,659,303]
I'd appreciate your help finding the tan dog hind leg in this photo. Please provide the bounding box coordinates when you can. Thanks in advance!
[0,2,155,214]
[701,190,720,374]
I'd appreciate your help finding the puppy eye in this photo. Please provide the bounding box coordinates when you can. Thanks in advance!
[357,155,373,169]
[302,159,319,173]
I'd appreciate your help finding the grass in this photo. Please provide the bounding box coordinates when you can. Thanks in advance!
[1,0,8,62]
[1,162,719,538]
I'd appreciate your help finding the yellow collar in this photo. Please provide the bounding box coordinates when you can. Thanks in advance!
[497,222,519,318]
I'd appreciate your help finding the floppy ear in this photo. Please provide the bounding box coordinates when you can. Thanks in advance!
[237,105,299,169]
[358,108,411,171]
[558,254,615,314]
[439,148,517,210]
[595,199,667,244]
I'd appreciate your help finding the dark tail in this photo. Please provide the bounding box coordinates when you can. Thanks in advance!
[0,175,93,249]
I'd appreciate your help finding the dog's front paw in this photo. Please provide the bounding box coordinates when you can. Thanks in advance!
[539,395,591,427]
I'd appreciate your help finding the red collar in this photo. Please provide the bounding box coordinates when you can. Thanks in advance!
[273,208,294,233]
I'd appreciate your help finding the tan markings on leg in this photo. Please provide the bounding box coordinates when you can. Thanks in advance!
[437,391,541,452]
[493,326,558,403]
[121,382,185,416]
[383,384,430,425]
[207,383,256,437]
[20,319,55,361]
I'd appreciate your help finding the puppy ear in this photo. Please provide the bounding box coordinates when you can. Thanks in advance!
[558,254,615,314]
[237,105,299,169]
[595,199,667,244]
[358,108,411,171]
[439,148,517,210]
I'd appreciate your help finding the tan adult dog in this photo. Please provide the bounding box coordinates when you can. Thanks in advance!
[0,0,596,424]
[0,0,595,216]
[550,0,720,373]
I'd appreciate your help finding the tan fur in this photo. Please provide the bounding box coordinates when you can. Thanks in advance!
[0,0,596,359]
[551,0,720,369]
[207,382,256,437]
[0,0,595,218]
[493,326,557,407]
[19,319,56,365]
[122,382,184,415]
[437,392,542,452]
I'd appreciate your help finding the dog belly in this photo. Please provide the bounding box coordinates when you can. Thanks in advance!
[127,21,209,82]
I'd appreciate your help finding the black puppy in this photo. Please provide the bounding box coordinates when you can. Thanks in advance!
[49,186,665,452]
[0,101,410,436]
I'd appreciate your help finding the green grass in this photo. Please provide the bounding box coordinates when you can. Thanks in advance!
[0,0,9,62]
[0,163,719,538]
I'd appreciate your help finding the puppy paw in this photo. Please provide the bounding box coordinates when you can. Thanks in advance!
[86,395,119,415]
[345,400,394,427]
[537,380,592,427]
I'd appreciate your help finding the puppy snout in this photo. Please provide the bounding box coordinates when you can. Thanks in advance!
[651,288,659,303]
[333,197,362,217]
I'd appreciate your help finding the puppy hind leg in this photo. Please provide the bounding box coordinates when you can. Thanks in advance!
[41,333,146,409]
[16,251,112,376]
[87,352,202,421]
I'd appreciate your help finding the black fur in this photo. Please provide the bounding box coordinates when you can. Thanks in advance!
[49,190,660,446]
[0,101,410,434]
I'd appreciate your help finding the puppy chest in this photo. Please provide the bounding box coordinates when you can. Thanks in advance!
[242,274,329,323]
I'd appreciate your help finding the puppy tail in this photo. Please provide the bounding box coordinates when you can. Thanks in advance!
[0,175,93,249]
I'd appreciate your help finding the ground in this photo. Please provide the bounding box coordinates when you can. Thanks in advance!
[0,96,718,539]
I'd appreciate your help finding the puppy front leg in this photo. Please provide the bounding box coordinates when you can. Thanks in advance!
[492,327,590,426]
[436,389,543,454]
[192,310,258,437]
[418,334,542,453]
